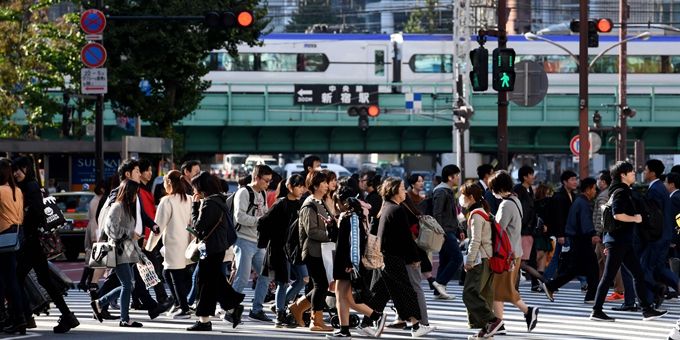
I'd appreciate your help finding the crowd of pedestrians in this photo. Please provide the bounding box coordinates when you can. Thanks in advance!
[2,154,680,339]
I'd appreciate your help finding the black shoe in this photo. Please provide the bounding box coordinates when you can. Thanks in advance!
[249,309,272,322]
[91,300,103,322]
[26,317,36,329]
[53,312,80,333]
[524,306,539,332]
[101,309,118,320]
[611,304,640,312]
[3,322,27,335]
[232,305,245,328]
[581,284,588,292]
[326,330,352,338]
[590,309,615,322]
[187,321,212,331]
[77,282,88,292]
[119,320,143,328]
[148,299,173,320]
[495,324,507,335]
[642,308,667,321]
[276,311,297,328]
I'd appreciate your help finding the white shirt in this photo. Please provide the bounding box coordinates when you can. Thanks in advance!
[479,180,488,192]
[671,189,679,198]
[649,178,661,189]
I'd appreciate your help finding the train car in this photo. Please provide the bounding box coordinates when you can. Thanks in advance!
[203,33,680,94]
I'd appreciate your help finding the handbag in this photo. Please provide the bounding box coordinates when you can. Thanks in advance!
[402,204,446,253]
[362,217,385,270]
[88,241,116,268]
[185,212,223,262]
[136,254,161,289]
[38,228,64,260]
[0,225,22,253]
[42,190,67,230]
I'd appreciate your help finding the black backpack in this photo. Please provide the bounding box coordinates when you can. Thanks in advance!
[638,197,664,242]
[225,185,266,232]
[285,203,317,265]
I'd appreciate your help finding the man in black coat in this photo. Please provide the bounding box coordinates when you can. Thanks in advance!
[544,170,578,281]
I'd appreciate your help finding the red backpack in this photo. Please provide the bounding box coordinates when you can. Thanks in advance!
[470,209,514,274]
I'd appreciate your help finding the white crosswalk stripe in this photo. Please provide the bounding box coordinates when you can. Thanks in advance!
[30,280,679,339]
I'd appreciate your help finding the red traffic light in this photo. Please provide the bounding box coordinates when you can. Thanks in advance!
[596,18,612,33]
[237,11,253,27]
[367,105,380,117]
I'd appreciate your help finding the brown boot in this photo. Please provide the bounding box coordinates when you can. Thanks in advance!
[309,310,333,332]
[288,297,311,327]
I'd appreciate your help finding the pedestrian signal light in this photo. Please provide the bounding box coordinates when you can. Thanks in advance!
[492,48,516,92]
[469,47,488,92]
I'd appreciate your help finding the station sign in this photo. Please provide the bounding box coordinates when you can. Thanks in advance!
[294,84,379,105]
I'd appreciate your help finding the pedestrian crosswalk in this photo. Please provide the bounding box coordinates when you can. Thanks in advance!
[30,279,679,339]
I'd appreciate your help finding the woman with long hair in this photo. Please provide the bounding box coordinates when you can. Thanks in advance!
[327,181,386,339]
[79,179,105,292]
[259,174,306,328]
[0,158,27,334]
[155,170,193,319]
[186,171,245,332]
[459,183,503,338]
[13,156,79,333]
[322,169,338,218]
[91,179,144,327]
[532,183,554,291]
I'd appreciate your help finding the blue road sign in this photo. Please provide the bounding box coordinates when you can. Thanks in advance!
[81,42,107,68]
[80,9,106,35]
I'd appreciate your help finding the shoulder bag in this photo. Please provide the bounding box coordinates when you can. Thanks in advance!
[88,240,116,268]
[403,204,446,253]
[0,225,22,253]
[185,212,223,262]
[362,216,385,270]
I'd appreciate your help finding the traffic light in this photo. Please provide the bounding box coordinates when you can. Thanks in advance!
[347,105,380,131]
[204,11,254,29]
[570,18,612,48]
[469,47,488,92]
[492,48,515,92]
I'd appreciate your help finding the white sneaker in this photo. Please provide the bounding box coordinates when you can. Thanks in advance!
[432,282,448,296]
[357,325,376,337]
[435,293,455,300]
[411,324,436,338]
[668,320,680,340]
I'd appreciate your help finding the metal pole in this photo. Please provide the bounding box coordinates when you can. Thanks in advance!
[617,0,628,162]
[578,0,590,179]
[95,0,104,183]
[497,0,509,170]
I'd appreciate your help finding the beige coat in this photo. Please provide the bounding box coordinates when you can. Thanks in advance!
[153,194,193,269]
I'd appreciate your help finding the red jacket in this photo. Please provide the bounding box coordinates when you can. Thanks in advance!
[140,186,156,240]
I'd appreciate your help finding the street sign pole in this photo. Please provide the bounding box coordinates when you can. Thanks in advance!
[497,0,509,170]
[94,0,104,184]
[578,0,590,179]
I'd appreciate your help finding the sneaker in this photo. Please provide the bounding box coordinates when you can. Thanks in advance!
[249,309,272,322]
[166,305,180,317]
[668,320,680,340]
[326,331,352,338]
[101,310,117,320]
[581,284,589,292]
[544,287,555,302]
[53,312,79,334]
[642,308,668,321]
[386,320,407,329]
[186,321,211,331]
[119,320,143,328]
[435,293,455,300]
[356,325,376,337]
[612,304,640,312]
[605,292,625,302]
[432,281,448,296]
[590,309,615,322]
[172,309,192,320]
[373,312,387,337]
[524,306,539,332]
[411,324,436,338]
[495,324,506,335]
[485,318,504,337]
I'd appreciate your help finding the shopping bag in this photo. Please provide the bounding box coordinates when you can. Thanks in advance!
[321,242,336,285]
[136,254,161,290]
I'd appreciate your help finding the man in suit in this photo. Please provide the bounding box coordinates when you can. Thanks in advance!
[642,159,678,308]
[476,164,500,214]
[665,172,680,259]
[544,170,578,281]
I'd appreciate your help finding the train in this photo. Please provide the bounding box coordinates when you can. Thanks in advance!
[203,33,680,94]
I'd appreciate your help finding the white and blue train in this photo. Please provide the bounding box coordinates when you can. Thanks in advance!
[204,33,680,94]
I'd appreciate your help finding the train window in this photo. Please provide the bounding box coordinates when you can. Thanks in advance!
[409,54,453,73]
[375,50,385,76]
[671,57,680,73]
[206,52,256,71]
[261,53,297,72]
[298,53,329,72]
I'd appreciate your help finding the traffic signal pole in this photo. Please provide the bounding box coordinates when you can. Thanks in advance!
[95,0,104,184]
[617,0,628,162]
[497,0,509,170]
[578,0,590,179]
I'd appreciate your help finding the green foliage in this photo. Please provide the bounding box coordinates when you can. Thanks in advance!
[90,0,267,145]
[404,0,439,34]
[286,0,340,32]
[0,0,85,138]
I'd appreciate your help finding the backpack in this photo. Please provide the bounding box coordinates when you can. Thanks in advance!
[638,197,664,242]
[225,185,266,232]
[470,209,514,274]
[602,188,625,234]
[285,203,317,265]
[257,197,285,249]
[206,195,238,248]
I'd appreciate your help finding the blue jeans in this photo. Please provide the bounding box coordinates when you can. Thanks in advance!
[187,262,199,305]
[285,263,308,303]
[435,231,463,286]
[232,238,271,313]
[544,243,562,281]
[99,263,134,322]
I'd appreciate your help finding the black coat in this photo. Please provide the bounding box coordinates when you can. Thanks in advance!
[192,193,230,255]
[513,184,536,236]
[364,191,382,220]
[334,212,368,280]
[260,197,301,282]
[550,186,574,238]
[379,200,420,264]
[18,180,46,239]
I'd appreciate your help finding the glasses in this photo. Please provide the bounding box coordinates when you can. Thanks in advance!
[359,178,368,182]
[259,177,272,183]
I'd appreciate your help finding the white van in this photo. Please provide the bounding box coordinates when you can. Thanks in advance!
[283,163,352,179]
[223,154,247,178]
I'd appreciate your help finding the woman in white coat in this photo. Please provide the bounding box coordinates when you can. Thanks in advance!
[154,170,193,319]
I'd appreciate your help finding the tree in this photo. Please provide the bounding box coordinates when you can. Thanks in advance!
[85,0,267,139]
[0,0,84,138]
[286,0,340,33]
[404,0,439,34]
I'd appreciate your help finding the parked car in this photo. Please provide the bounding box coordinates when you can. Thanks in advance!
[53,191,95,261]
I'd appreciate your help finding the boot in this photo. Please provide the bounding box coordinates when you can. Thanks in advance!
[310,310,333,332]
[53,312,80,333]
[276,310,297,328]
[289,297,311,327]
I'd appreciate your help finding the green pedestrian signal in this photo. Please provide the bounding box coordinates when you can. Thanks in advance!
[492,48,516,91]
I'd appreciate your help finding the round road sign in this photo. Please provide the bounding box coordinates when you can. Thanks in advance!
[570,135,580,156]
[81,42,107,68]
[80,9,106,35]
[570,133,602,157]
[509,60,549,107]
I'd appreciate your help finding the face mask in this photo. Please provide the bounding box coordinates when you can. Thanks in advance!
[458,195,466,208]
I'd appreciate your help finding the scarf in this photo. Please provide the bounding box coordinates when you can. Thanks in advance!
[350,212,361,274]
